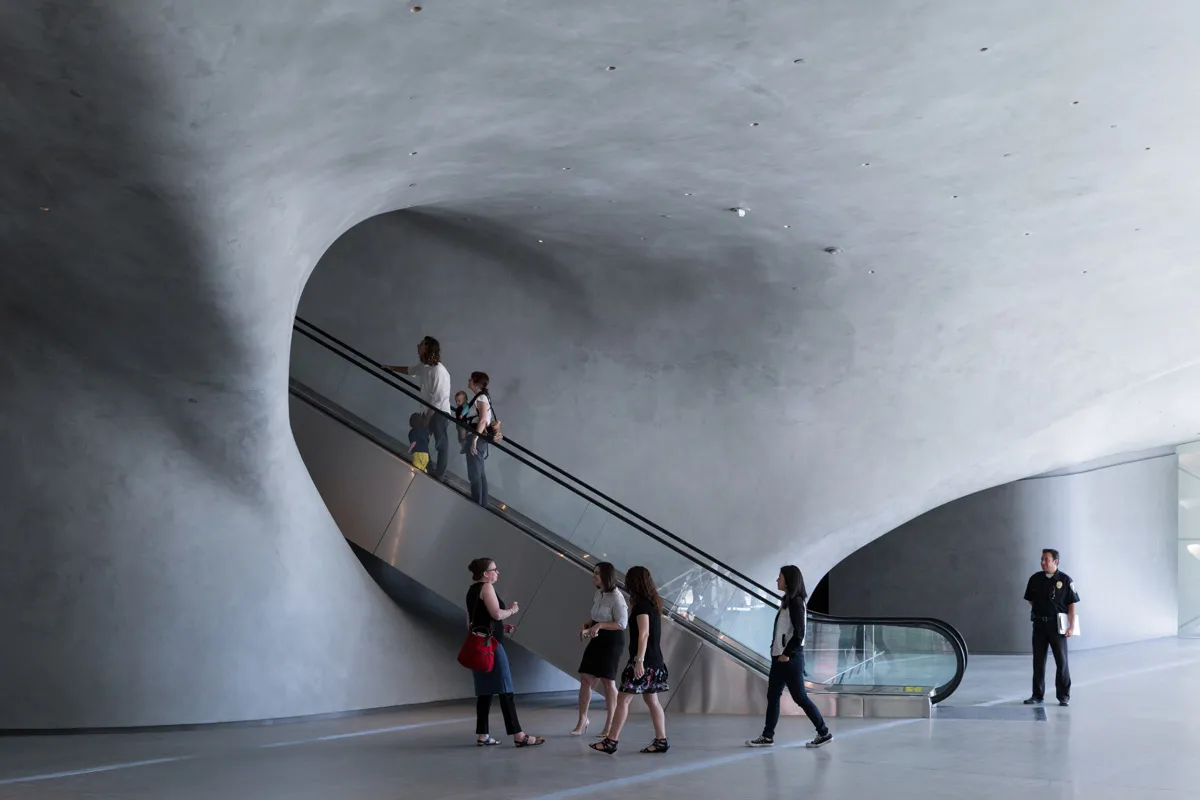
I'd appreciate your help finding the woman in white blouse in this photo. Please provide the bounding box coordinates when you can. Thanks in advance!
[571,562,628,737]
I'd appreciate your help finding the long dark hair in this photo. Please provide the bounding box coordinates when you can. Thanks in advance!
[624,566,662,615]
[780,565,807,604]
[470,371,490,394]
[594,562,617,593]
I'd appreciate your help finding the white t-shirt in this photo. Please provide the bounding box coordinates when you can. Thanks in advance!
[409,362,451,412]
[472,393,492,427]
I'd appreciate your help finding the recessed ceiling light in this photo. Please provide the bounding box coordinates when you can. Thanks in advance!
[409,151,417,156]
[411,5,421,11]
[783,225,791,228]
[750,122,760,127]
[606,65,617,71]
[38,206,50,211]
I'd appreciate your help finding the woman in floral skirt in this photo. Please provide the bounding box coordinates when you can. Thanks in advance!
[590,565,669,755]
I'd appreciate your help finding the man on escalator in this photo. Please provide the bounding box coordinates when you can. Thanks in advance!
[384,335,451,479]
[1023,548,1079,707]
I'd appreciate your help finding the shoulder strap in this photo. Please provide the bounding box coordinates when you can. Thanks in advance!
[468,584,487,633]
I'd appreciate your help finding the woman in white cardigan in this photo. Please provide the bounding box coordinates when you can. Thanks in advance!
[571,562,628,738]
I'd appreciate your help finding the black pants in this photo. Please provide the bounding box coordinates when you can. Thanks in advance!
[763,652,828,739]
[476,693,521,736]
[1031,622,1071,701]
[428,414,449,478]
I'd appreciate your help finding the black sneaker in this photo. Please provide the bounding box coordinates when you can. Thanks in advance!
[806,732,833,748]
[745,736,774,748]
[1058,698,1069,707]
[1023,697,1043,705]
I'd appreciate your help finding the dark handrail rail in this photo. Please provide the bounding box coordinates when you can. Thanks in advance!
[292,320,779,610]
[291,317,969,702]
[293,316,780,606]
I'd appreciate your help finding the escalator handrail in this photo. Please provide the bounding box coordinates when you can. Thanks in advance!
[809,610,969,665]
[292,318,969,702]
[293,317,780,603]
[292,319,778,609]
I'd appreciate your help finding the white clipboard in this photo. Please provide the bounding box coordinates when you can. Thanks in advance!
[1057,613,1080,636]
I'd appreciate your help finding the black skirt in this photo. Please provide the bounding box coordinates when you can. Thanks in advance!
[578,629,625,680]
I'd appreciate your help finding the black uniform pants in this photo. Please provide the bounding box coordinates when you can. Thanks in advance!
[1031,621,1070,701]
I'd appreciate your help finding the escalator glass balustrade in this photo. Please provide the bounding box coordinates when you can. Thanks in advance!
[290,317,967,705]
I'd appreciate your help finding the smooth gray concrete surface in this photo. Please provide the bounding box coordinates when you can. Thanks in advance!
[2,639,1198,799]
[8,0,1200,725]
[830,452,1179,653]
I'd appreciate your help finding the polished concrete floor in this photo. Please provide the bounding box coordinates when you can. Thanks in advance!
[3,637,1200,800]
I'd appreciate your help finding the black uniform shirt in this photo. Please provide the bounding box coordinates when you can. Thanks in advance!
[1024,571,1080,619]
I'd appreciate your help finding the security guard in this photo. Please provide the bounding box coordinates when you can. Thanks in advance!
[1023,548,1080,706]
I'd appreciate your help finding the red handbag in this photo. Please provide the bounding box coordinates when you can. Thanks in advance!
[457,629,496,672]
[458,595,496,672]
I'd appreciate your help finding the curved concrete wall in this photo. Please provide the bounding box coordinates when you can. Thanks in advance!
[299,209,1200,587]
[0,3,445,728]
[9,0,1200,725]
[828,451,1179,653]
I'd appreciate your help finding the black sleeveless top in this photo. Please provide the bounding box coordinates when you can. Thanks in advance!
[466,582,505,642]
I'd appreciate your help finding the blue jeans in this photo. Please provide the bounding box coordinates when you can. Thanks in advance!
[763,651,827,739]
[465,439,488,507]
[427,413,449,478]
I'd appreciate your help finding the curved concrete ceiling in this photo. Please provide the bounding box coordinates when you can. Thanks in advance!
[8,0,1200,600]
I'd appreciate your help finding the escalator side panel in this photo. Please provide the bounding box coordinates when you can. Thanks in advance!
[375,475,559,624]
[292,397,415,553]
[668,637,769,716]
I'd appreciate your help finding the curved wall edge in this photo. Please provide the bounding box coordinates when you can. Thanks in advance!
[829,452,1179,654]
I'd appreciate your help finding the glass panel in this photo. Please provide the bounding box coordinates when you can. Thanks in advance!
[289,320,965,696]
[1178,444,1200,638]
[805,619,958,691]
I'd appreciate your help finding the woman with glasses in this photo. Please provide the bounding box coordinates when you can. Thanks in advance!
[465,557,544,748]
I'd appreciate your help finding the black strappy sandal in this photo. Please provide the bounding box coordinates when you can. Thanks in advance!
[476,736,501,747]
[590,737,618,754]
[640,738,670,754]
[514,734,545,748]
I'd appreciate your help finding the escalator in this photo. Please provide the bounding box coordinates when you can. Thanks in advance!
[290,318,968,718]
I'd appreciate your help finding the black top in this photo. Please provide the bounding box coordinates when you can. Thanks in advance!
[627,597,665,668]
[1023,571,1080,619]
[408,426,430,454]
[466,582,505,642]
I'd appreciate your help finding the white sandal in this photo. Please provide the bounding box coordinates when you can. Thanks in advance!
[476,736,501,746]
